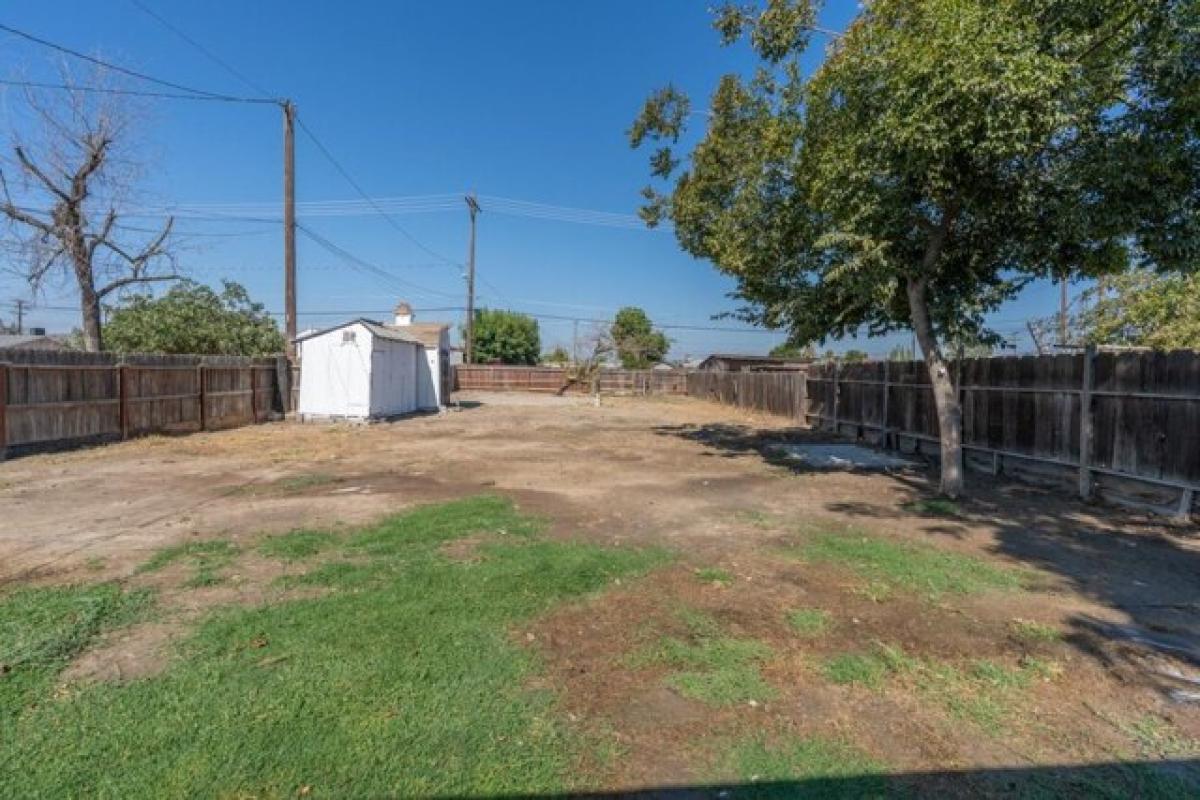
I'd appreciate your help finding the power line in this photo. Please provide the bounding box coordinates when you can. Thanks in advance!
[293,118,461,267]
[0,22,275,104]
[296,223,460,301]
[125,192,668,229]
[480,195,660,230]
[0,78,276,104]
[127,0,277,99]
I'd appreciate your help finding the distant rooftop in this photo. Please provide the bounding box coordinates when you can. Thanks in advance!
[0,333,66,350]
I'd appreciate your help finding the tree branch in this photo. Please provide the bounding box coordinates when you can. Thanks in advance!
[97,272,182,298]
[86,207,118,261]
[919,199,961,274]
[0,200,55,235]
[97,216,173,270]
[14,146,71,203]
[69,134,111,204]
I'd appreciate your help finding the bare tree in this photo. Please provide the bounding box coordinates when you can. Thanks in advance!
[559,323,614,398]
[0,69,177,351]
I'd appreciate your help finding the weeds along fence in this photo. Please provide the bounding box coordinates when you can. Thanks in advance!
[686,349,1200,520]
[453,365,688,395]
[0,349,290,459]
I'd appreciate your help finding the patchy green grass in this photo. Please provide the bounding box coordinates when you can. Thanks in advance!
[669,666,776,706]
[724,735,888,799]
[853,580,895,604]
[1009,618,1062,643]
[137,539,240,587]
[258,530,339,561]
[1123,715,1200,759]
[695,567,735,585]
[1,496,669,798]
[786,608,832,638]
[801,530,1025,599]
[0,583,152,724]
[901,498,962,517]
[1018,655,1064,682]
[629,609,775,707]
[823,652,891,689]
[821,644,1050,735]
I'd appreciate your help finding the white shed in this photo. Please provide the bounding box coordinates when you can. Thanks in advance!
[389,302,451,408]
[296,319,426,421]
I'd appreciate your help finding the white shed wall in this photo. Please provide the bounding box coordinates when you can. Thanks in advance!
[298,323,374,418]
[417,329,450,409]
[370,336,420,417]
[418,347,438,409]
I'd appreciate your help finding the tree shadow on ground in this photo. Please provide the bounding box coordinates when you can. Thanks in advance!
[653,421,1200,701]
[447,759,1200,798]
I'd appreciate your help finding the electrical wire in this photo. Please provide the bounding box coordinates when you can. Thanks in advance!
[293,118,462,267]
[296,223,460,302]
[0,23,276,104]
[0,78,275,104]
[479,195,657,230]
[127,0,276,99]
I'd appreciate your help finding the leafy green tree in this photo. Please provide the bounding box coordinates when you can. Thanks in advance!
[631,0,1197,496]
[610,306,670,368]
[1077,271,1200,349]
[468,308,541,365]
[842,349,869,364]
[541,345,571,365]
[769,342,815,359]
[103,280,284,355]
[888,344,916,362]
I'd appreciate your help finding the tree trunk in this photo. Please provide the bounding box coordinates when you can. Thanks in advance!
[906,276,963,498]
[79,287,102,352]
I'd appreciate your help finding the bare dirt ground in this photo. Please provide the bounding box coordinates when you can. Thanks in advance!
[2,391,1198,793]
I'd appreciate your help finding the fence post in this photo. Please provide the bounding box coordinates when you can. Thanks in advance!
[249,366,258,423]
[1078,345,1096,500]
[276,356,291,415]
[118,364,131,440]
[197,364,208,432]
[798,370,808,427]
[880,360,891,449]
[0,363,7,461]
[832,362,841,434]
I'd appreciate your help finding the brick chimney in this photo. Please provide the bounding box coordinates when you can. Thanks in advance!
[393,301,413,326]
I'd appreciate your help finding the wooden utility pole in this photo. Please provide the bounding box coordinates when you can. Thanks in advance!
[283,100,297,359]
[13,300,26,334]
[464,192,480,364]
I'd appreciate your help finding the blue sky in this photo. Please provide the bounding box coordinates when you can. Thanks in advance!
[2,1,1068,358]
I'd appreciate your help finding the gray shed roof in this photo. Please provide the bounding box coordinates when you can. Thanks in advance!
[0,334,62,350]
[294,318,424,346]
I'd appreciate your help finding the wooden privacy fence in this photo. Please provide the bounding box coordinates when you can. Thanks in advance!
[0,349,289,458]
[454,365,688,395]
[687,350,1200,520]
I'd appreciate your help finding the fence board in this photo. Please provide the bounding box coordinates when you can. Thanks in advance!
[0,350,287,457]
[685,351,1200,519]
[454,365,688,395]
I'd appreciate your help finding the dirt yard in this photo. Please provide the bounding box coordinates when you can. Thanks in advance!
[2,391,1198,795]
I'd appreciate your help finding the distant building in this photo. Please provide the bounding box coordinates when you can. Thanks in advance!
[698,353,813,372]
[0,332,67,351]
